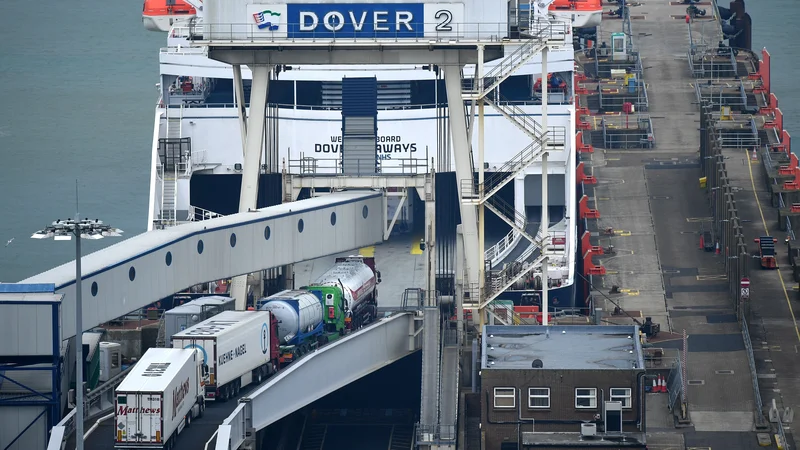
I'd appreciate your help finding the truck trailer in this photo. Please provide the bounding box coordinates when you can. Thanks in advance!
[114,348,205,449]
[171,310,280,401]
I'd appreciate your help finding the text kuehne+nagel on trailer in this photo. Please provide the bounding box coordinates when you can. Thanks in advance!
[114,348,205,449]
[204,0,510,42]
[171,310,277,401]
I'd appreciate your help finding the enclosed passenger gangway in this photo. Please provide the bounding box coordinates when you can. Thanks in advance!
[214,311,423,450]
[21,191,384,339]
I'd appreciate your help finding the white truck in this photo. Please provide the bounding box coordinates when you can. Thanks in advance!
[114,348,206,449]
[171,310,277,401]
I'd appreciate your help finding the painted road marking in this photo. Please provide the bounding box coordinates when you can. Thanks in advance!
[686,217,712,222]
[619,288,640,296]
[746,148,800,344]
[696,275,727,281]
[359,246,375,257]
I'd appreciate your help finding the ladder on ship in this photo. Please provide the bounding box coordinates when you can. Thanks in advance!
[160,104,183,227]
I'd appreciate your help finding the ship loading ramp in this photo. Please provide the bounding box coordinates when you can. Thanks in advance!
[20,191,384,339]
[214,311,423,450]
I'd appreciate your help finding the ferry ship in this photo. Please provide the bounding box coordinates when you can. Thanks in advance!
[143,1,588,312]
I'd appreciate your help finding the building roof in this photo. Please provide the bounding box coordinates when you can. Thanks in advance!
[481,325,645,370]
[0,283,62,303]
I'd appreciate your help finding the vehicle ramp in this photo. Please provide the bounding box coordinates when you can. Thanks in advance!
[22,191,385,339]
[215,312,423,450]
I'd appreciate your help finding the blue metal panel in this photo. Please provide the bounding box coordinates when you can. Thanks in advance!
[342,77,378,118]
[0,283,55,293]
[0,300,61,448]
[286,4,425,39]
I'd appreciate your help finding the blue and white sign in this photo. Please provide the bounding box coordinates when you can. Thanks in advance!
[246,3,466,39]
[288,3,424,38]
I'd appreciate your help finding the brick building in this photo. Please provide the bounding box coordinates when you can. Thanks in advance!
[480,325,647,449]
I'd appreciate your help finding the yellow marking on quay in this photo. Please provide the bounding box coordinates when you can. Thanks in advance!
[746,148,800,343]
[359,246,375,257]
[685,217,712,223]
[410,235,424,255]
[620,289,640,296]
[598,197,611,201]
[696,275,727,281]
[614,230,632,236]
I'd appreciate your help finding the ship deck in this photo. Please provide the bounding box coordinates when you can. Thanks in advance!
[583,0,799,448]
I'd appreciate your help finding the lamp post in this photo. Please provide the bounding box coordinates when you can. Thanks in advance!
[32,218,122,449]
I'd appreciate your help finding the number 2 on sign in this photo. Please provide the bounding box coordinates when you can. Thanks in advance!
[435,10,453,31]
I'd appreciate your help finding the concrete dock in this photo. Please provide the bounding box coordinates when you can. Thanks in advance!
[584,0,798,448]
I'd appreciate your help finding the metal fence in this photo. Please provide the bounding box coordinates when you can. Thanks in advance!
[741,317,767,425]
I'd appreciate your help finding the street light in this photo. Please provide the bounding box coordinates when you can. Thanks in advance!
[31,218,122,450]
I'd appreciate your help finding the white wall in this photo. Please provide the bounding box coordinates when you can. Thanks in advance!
[178,104,574,175]
[204,0,508,41]
[159,47,575,81]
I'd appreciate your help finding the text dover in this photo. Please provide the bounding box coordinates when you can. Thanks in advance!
[248,4,465,38]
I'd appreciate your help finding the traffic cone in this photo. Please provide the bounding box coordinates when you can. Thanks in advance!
[658,375,665,393]
[652,377,657,392]
[715,242,720,255]
[751,148,758,161]
[662,375,668,393]
[699,233,704,249]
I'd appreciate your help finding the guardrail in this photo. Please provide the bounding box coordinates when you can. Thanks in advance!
[46,365,134,450]
[193,20,571,45]
[741,317,766,422]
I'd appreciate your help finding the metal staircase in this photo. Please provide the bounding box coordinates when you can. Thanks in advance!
[485,196,538,245]
[155,317,167,347]
[389,425,414,450]
[300,424,327,450]
[462,18,568,100]
[463,39,548,100]
[159,105,184,227]
[456,17,570,319]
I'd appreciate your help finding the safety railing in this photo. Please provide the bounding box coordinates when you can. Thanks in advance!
[180,206,226,223]
[485,228,522,269]
[741,316,766,424]
[286,153,430,176]
[414,424,457,445]
[46,365,134,450]
[194,20,571,45]
[216,402,248,450]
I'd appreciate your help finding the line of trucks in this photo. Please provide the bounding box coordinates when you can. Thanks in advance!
[113,256,381,449]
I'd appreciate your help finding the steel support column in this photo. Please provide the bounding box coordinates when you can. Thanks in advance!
[231,64,272,310]
[477,45,487,333]
[232,64,248,158]
[541,47,550,326]
[420,175,440,433]
[442,65,480,293]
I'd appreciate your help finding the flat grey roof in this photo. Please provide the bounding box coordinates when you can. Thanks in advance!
[481,325,645,370]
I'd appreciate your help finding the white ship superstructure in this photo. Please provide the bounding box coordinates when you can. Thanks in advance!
[146,4,581,309]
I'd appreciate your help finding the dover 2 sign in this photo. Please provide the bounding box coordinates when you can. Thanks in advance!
[251,3,466,39]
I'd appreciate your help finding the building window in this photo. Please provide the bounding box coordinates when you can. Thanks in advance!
[528,388,550,409]
[610,388,632,408]
[575,388,597,409]
[493,387,516,409]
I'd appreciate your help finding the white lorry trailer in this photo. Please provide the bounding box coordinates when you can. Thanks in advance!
[114,348,205,449]
[171,310,278,401]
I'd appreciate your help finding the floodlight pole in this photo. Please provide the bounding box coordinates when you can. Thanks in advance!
[73,215,85,450]
[32,215,122,450]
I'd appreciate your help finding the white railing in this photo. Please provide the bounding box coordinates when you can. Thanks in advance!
[184,206,226,223]
[46,366,134,449]
[197,20,570,45]
[485,228,521,267]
